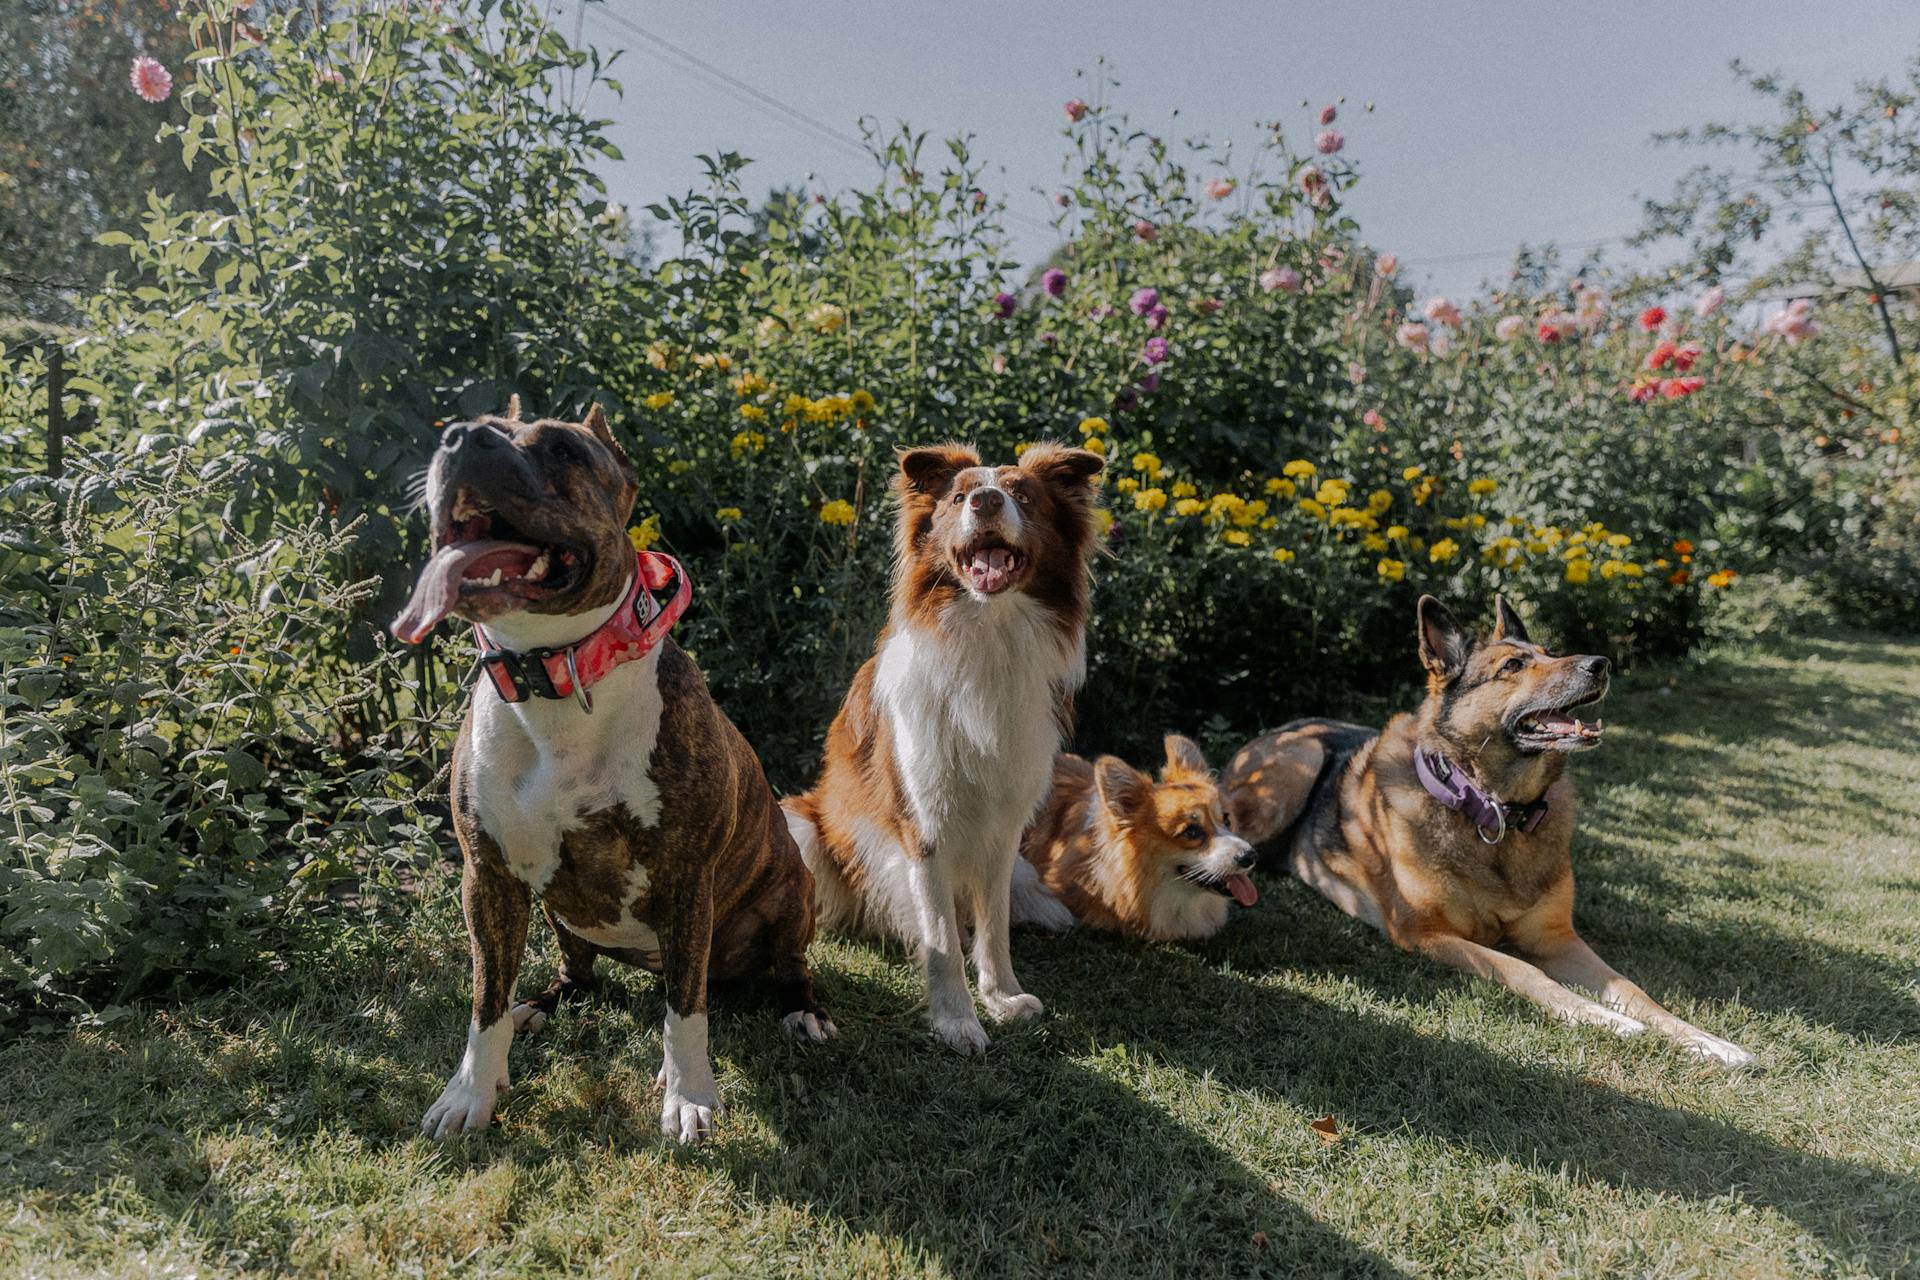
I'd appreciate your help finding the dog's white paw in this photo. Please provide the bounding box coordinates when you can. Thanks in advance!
[1680,1031,1755,1067]
[658,1080,720,1144]
[510,1001,548,1034]
[1579,1005,1647,1038]
[782,1010,837,1043]
[421,1074,502,1139]
[931,1013,991,1056]
[981,990,1045,1024]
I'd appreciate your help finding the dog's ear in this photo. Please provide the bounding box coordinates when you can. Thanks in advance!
[504,394,524,422]
[1417,595,1469,682]
[580,401,634,468]
[1490,594,1530,645]
[1094,756,1151,824]
[1161,734,1210,781]
[896,444,980,499]
[1018,441,1104,490]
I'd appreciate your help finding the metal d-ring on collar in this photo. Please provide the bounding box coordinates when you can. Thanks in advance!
[565,646,592,714]
[1413,747,1546,845]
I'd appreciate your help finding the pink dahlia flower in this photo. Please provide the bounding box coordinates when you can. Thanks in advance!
[1318,103,1338,126]
[130,56,172,104]
[1422,297,1463,328]
[1694,285,1725,318]
[1133,220,1157,242]
[1128,287,1160,316]
[1260,266,1302,294]
[1142,337,1170,365]
[1064,99,1090,123]
[1374,252,1398,278]
[1494,316,1525,341]
[1395,322,1430,353]
[1042,268,1068,297]
[1316,129,1344,154]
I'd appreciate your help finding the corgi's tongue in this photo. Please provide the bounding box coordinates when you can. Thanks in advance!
[1226,874,1258,907]
[390,540,541,645]
[965,545,1016,594]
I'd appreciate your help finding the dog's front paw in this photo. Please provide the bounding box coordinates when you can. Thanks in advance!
[931,1013,991,1056]
[981,989,1045,1024]
[510,1001,548,1034]
[1680,1031,1755,1067]
[421,1073,503,1139]
[658,1081,720,1144]
[782,1009,837,1043]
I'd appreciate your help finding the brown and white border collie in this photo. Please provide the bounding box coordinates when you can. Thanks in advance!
[784,442,1103,1054]
[1017,735,1259,943]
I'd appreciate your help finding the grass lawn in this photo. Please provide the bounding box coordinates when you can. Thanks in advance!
[3,628,1918,1278]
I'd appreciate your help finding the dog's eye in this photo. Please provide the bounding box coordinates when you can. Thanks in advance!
[1500,656,1526,675]
[951,490,965,505]
[1180,824,1205,842]
[1012,488,1032,504]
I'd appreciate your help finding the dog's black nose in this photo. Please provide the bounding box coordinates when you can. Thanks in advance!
[1234,844,1258,870]
[441,420,505,452]
[968,487,1004,516]
[1581,655,1611,678]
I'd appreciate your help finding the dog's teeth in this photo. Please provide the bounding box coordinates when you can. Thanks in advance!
[527,552,549,581]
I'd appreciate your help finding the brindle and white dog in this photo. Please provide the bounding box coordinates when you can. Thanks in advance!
[394,400,831,1144]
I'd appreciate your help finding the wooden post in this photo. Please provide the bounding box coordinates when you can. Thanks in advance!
[44,339,65,479]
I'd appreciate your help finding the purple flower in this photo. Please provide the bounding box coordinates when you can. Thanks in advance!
[1089,303,1114,321]
[1042,268,1068,297]
[1146,303,1169,330]
[1142,336,1170,365]
[994,291,1017,318]
[1316,128,1344,155]
[1138,372,1161,394]
[1128,287,1160,317]
[1038,331,1059,346]
[1113,387,1140,413]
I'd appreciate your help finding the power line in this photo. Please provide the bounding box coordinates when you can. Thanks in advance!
[577,5,1059,236]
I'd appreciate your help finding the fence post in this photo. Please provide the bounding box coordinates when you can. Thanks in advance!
[44,339,65,480]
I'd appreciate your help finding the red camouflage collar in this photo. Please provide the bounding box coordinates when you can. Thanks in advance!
[473,549,689,712]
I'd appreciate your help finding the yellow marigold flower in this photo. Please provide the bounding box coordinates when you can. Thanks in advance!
[667,459,693,476]
[1223,529,1251,547]
[730,429,766,458]
[692,351,733,372]
[1467,513,1486,529]
[1078,416,1110,437]
[1363,533,1388,552]
[1368,489,1393,514]
[1208,493,1245,518]
[1707,568,1737,588]
[645,341,675,371]
[1135,486,1168,512]
[1444,517,1469,531]
[1260,516,1278,530]
[1654,558,1669,569]
[1564,545,1591,561]
[1525,540,1548,555]
[1132,452,1164,479]
[715,507,743,522]
[818,499,856,526]
[1014,441,1034,457]
[1402,466,1423,482]
[1567,531,1588,546]
[628,515,662,551]
[1315,479,1350,507]
[1386,524,1409,541]
[1174,498,1207,517]
[1412,479,1435,506]
[643,391,674,411]
[739,404,767,422]
[785,393,813,417]
[1298,498,1329,521]
[1600,560,1622,580]
[1272,547,1296,564]
[1266,476,1296,498]
[1282,459,1316,479]
[1430,537,1460,563]
[1094,508,1115,535]
[1232,499,1268,528]
[851,389,877,414]
[1376,558,1407,582]
[732,372,770,398]
[1082,435,1106,455]
[1468,477,1498,497]
[1116,476,1140,494]
[1329,507,1376,531]
[1565,560,1591,585]
[1621,562,1645,578]
[806,302,846,333]
[1172,480,1197,499]
[1605,533,1630,548]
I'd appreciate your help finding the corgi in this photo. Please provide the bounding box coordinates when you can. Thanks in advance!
[784,442,1103,1054]
[1018,735,1259,942]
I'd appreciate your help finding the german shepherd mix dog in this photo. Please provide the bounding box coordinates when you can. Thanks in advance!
[1018,735,1259,942]
[785,443,1103,1055]
[393,400,831,1145]
[1225,595,1753,1065]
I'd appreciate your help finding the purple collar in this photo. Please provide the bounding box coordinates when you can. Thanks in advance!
[1413,747,1548,844]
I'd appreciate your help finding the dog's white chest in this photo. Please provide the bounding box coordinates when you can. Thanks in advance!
[465,648,665,892]
[876,597,1080,849]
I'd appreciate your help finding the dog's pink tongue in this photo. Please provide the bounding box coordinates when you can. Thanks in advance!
[1226,874,1259,907]
[391,541,537,645]
[967,547,1014,594]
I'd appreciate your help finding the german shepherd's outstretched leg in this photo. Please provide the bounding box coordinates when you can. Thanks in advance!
[1523,933,1754,1065]
[1416,934,1650,1037]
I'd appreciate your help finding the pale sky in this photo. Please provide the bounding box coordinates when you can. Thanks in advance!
[575,1,1917,298]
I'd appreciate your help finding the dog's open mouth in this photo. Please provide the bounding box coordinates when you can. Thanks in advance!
[390,488,583,644]
[1181,866,1260,907]
[956,535,1024,596]
[1512,688,1606,751]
